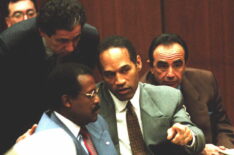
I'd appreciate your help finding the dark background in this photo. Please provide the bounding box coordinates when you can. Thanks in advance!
[2,0,234,124]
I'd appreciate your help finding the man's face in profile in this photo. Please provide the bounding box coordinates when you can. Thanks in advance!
[6,0,37,27]
[40,24,82,57]
[65,74,100,126]
[150,43,186,88]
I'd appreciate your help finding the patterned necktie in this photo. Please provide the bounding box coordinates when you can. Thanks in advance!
[126,101,147,155]
[80,127,98,155]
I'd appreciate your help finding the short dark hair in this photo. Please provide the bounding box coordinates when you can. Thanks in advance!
[98,35,137,70]
[46,63,93,110]
[148,33,189,66]
[36,0,86,36]
[4,0,37,17]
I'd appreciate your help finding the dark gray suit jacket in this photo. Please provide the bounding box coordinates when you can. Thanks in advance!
[141,67,234,148]
[98,82,205,155]
[36,111,117,155]
[0,18,99,153]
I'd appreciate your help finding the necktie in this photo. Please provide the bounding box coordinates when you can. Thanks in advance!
[126,101,147,155]
[80,127,98,155]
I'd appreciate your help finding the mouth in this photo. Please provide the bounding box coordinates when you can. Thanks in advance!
[163,81,178,87]
[92,104,100,113]
[116,87,131,95]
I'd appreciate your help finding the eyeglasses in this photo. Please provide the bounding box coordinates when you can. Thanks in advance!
[83,88,99,99]
[11,10,36,19]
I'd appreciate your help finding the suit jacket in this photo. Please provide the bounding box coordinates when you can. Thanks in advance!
[140,67,234,148]
[35,111,117,155]
[97,82,205,155]
[0,18,99,153]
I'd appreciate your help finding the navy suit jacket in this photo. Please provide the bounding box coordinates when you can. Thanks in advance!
[36,111,117,155]
[0,18,99,153]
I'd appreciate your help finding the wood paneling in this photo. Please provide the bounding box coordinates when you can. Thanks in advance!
[35,0,234,123]
[162,0,234,123]
[79,0,162,75]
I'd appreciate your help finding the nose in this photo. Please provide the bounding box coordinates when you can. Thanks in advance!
[93,94,100,104]
[65,41,75,53]
[115,73,126,86]
[23,14,28,20]
[166,67,175,80]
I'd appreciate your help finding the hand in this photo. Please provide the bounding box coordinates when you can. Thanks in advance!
[201,144,227,155]
[167,123,193,145]
[16,124,37,143]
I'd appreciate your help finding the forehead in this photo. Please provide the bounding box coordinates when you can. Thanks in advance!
[9,0,35,12]
[100,47,133,71]
[52,24,82,39]
[153,43,185,62]
[77,74,95,92]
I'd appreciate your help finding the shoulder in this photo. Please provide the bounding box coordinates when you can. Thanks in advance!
[183,67,217,87]
[0,18,40,52]
[139,82,182,107]
[81,23,99,41]
[140,82,181,97]
[184,67,214,80]
[87,114,108,131]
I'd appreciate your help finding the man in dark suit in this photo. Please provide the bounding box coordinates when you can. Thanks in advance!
[140,33,234,154]
[0,0,99,153]
[6,63,117,155]
[97,35,205,154]
[4,0,37,28]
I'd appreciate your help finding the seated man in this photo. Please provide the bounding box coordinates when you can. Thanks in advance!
[97,35,205,154]
[141,33,234,154]
[4,0,37,27]
[6,63,117,155]
[0,0,99,153]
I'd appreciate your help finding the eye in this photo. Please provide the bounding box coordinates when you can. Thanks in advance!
[12,12,23,18]
[103,71,115,78]
[56,39,70,44]
[173,60,183,68]
[26,10,36,17]
[157,61,169,70]
[120,65,130,74]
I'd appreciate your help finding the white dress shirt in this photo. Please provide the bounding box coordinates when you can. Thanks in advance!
[54,111,89,154]
[109,84,142,155]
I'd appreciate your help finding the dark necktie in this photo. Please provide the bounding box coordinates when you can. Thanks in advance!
[126,101,147,155]
[80,127,98,155]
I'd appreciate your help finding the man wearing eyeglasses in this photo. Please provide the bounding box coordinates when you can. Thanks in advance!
[6,63,117,155]
[5,0,37,27]
[0,0,99,153]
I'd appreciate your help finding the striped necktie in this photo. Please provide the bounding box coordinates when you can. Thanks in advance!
[80,127,98,155]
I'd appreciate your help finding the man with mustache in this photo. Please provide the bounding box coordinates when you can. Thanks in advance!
[0,0,99,153]
[7,63,117,155]
[97,35,205,154]
[141,33,234,154]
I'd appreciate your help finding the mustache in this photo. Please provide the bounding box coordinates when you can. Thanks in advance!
[93,104,100,112]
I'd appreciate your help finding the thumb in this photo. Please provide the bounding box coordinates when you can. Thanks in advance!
[167,127,175,140]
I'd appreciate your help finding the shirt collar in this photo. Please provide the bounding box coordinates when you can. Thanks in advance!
[54,111,81,137]
[109,83,140,113]
[42,37,54,58]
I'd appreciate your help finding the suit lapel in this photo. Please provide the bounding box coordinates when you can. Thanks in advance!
[181,74,202,120]
[98,83,120,152]
[139,83,170,148]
